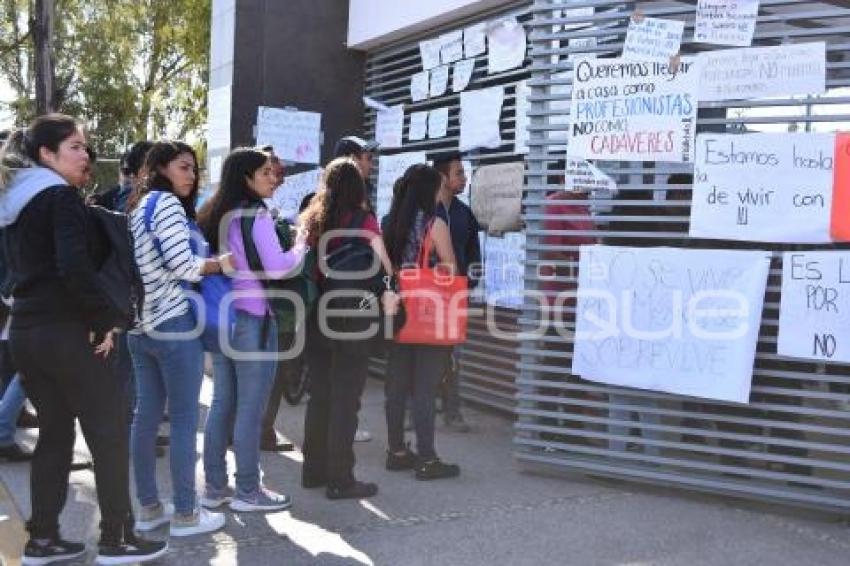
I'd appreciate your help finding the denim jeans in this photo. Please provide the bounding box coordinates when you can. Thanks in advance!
[385,343,451,462]
[0,373,26,446]
[129,310,204,514]
[203,311,277,497]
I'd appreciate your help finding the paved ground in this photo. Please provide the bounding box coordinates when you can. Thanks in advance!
[2,375,850,566]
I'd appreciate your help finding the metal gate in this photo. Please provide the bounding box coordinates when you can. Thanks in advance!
[519,0,850,512]
[362,1,533,414]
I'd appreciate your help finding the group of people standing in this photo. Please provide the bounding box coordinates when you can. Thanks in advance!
[0,113,481,565]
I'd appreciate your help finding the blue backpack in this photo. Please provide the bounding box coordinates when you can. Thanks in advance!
[143,191,233,352]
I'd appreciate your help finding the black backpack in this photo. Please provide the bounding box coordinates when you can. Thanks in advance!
[88,205,144,330]
[320,211,401,348]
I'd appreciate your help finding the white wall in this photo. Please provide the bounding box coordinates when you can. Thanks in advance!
[348,0,515,50]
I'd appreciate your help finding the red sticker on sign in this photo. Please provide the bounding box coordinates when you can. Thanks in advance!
[830,133,850,241]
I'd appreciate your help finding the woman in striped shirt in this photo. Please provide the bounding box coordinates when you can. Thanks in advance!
[127,141,226,537]
[197,147,307,512]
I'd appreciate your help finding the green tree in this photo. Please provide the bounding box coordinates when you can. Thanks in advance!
[0,0,210,157]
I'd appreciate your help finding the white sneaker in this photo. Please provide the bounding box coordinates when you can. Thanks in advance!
[135,502,174,532]
[169,507,225,537]
[354,429,372,442]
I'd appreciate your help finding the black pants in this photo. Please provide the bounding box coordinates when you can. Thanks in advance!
[11,321,132,540]
[301,327,370,489]
[385,343,451,462]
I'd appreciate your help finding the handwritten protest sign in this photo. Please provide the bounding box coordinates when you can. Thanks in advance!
[695,0,760,47]
[428,107,449,139]
[778,252,850,363]
[460,86,504,151]
[484,232,526,309]
[419,38,441,70]
[268,168,322,222]
[440,30,464,65]
[464,22,487,58]
[487,17,526,74]
[375,105,404,149]
[697,42,826,102]
[376,151,426,220]
[572,245,770,403]
[623,16,684,62]
[830,133,850,240]
[430,65,449,98]
[565,158,617,195]
[452,58,475,93]
[471,162,524,234]
[410,71,429,102]
[255,106,321,165]
[568,57,698,163]
[408,111,428,141]
[689,133,837,243]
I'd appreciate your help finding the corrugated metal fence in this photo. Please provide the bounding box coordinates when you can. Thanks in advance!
[518,0,850,512]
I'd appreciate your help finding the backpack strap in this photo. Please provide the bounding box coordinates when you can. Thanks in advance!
[142,191,165,257]
[416,218,437,268]
[239,202,265,275]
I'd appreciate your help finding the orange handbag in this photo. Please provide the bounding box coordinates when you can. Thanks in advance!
[395,224,468,345]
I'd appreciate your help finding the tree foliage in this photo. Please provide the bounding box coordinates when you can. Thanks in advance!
[0,0,210,156]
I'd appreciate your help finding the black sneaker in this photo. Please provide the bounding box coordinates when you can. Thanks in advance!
[326,481,378,500]
[96,533,167,565]
[0,442,32,462]
[22,538,86,565]
[415,459,460,481]
[386,447,417,471]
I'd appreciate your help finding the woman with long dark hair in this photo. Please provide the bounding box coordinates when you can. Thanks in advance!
[299,156,395,500]
[127,141,226,537]
[0,114,166,564]
[197,147,306,512]
[383,164,460,481]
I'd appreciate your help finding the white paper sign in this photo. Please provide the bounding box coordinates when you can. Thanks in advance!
[430,65,450,97]
[484,232,526,309]
[514,80,531,155]
[689,133,835,243]
[778,252,850,363]
[255,106,322,165]
[623,16,684,62]
[375,105,404,149]
[573,245,771,403]
[207,86,231,149]
[419,38,442,70]
[697,42,826,102]
[487,17,527,74]
[410,71,430,102]
[460,86,504,151]
[376,152,427,220]
[452,59,475,93]
[440,30,464,65]
[409,111,428,141]
[569,36,598,62]
[695,0,760,47]
[568,57,699,163]
[269,168,322,222]
[565,158,617,195]
[465,22,487,58]
[428,107,449,139]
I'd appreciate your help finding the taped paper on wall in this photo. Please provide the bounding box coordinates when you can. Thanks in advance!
[376,152,427,220]
[429,65,450,97]
[623,16,684,62]
[440,30,464,64]
[408,111,428,142]
[419,38,441,70]
[410,71,430,102]
[487,17,527,74]
[428,107,449,139]
[452,58,475,92]
[255,106,322,165]
[459,86,504,151]
[375,104,404,149]
[695,0,760,47]
[471,161,524,234]
[464,22,487,58]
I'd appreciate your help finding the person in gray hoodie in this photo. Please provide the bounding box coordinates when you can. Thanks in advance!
[0,114,166,566]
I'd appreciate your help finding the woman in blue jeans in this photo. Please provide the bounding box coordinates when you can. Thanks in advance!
[127,141,226,536]
[197,148,306,512]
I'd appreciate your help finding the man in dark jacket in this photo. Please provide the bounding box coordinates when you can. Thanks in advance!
[433,151,482,432]
[93,140,152,212]
[334,136,379,213]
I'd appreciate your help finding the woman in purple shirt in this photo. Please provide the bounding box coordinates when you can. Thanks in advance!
[197,148,307,512]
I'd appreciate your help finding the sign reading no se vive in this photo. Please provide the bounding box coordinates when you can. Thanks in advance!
[572,245,770,403]
[689,133,849,243]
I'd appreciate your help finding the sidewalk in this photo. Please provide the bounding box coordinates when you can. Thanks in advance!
[1,375,850,565]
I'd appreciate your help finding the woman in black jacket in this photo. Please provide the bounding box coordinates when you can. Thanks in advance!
[0,114,166,565]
